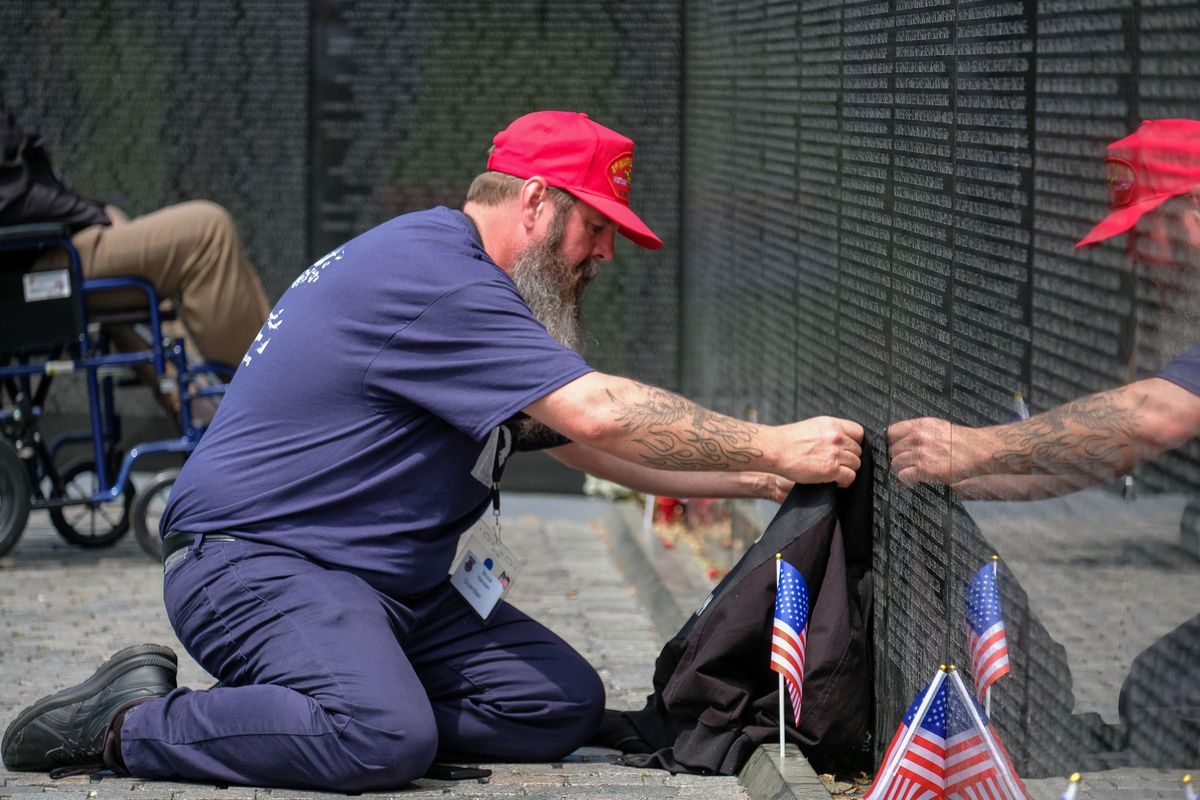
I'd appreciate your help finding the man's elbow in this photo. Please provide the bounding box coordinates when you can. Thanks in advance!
[525,373,625,448]
[553,412,623,449]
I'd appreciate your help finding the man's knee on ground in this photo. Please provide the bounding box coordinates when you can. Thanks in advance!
[548,662,606,753]
[513,657,606,760]
[328,707,439,791]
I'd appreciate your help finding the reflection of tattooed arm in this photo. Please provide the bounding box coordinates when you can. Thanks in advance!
[606,385,764,470]
[984,390,1144,480]
[890,377,1200,498]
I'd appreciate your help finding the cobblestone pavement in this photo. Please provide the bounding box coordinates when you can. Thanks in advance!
[0,492,749,800]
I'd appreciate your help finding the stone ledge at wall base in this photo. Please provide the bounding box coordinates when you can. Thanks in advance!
[602,500,833,800]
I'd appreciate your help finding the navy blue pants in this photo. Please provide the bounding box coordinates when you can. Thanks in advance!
[120,537,605,791]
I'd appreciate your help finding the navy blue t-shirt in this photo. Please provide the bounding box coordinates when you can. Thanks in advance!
[162,208,592,596]
[1159,341,1200,397]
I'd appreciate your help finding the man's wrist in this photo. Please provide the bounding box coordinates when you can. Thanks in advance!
[754,424,781,477]
[953,424,997,480]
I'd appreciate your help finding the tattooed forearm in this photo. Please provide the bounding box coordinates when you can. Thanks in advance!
[607,386,764,470]
[988,389,1145,477]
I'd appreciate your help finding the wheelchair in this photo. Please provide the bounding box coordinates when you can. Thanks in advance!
[0,222,231,561]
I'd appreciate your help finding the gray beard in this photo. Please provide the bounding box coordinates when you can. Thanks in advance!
[1137,265,1200,372]
[509,224,598,443]
[510,230,596,354]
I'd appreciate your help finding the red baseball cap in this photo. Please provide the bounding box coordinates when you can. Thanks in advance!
[1076,119,1200,247]
[487,111,662,250]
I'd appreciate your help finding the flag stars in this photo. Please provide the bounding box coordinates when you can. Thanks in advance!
[772,560,810,727]
[776,570,810,629]
[966,564,1003,633]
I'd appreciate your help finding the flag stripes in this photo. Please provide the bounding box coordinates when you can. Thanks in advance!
[945,670,1027,800]
[965,561,1010,702]
[771,617,806,723]
[771,559,810,726]
[866,668,1028,800]
[967,622,1010,700]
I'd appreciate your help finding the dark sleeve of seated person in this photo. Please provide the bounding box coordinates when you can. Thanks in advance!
[505,413,572,451]
[0,105,110,234]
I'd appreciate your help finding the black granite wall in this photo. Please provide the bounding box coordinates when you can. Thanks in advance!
[681,0,1200,776]
[0,0,682,386]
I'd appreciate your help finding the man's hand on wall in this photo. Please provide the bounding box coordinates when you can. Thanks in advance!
[769,417,864,488]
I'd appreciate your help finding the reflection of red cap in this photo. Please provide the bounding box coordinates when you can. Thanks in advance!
[1076,119,1200,247]
[487,111,662,250]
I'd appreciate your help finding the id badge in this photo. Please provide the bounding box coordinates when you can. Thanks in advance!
[448,517,523,622]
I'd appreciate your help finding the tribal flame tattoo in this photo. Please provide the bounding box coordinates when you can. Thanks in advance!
[608,386,763,470]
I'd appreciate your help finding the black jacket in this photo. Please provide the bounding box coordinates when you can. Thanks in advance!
[595,450,875,775]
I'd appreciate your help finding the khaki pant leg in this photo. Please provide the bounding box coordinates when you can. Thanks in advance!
[72,200,271,367]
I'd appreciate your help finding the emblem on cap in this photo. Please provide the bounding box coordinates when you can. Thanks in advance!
[1105,158,1136,208]
[607,153,634,201]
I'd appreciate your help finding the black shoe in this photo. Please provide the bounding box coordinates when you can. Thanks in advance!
[2,644,178,773]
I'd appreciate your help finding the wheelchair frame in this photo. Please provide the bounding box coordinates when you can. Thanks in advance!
[0,221,230,559]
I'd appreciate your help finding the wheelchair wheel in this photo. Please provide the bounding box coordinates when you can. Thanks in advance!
[132,468,179,562]
[48,457,134,547]
[0,439,31,557]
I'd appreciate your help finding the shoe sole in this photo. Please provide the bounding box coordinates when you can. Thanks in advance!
[2,644,178,755]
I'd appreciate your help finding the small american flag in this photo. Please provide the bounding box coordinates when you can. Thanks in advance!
[944,672,1027,800]
[865,680,946,800]
[867,670,1028,800]
[770,559,809,725]
[966,560,1010,702]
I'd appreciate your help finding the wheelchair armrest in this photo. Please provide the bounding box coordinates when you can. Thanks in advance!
[0,222,71,244]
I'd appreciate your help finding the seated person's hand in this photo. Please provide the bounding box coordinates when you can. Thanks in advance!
[104,204,130,227]
[748,472,794,504]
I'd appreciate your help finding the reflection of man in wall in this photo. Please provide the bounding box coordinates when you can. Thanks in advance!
[887,118,1200,766]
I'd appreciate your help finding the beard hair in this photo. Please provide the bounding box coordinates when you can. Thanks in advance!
[509,212,597,354]
[1130,197,1200,371]
[508,206,599,443]
[1136,263,1200,372]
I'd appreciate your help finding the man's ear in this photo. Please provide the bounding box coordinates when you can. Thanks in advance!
[518,177,550,233]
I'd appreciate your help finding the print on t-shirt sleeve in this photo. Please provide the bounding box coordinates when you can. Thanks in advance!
[291,246,346,289]
[242,246,348,369]
[241,308,286,368]
[363,279,592,439]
